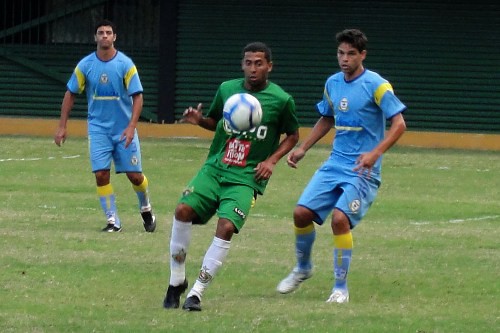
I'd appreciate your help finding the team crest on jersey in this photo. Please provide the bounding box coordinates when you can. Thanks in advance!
[349,199,361,213]
[339,97,349,112]
[198,265,213,283]
[100,73,109,84]
[131,155,138,165]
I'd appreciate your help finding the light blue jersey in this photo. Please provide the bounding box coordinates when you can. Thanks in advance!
[67,51,143,135]
[298,69,406,227]
[317,69,406,181]
[67,51,144,173]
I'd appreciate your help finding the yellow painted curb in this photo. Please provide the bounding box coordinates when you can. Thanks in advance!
[1,117,499,151]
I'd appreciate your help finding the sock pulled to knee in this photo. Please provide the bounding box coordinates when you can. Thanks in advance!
[333,232,353,290]
[294,224,315,272]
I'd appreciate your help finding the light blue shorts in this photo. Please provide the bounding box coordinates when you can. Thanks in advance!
[297,162,380,228]
[88,132,142,173]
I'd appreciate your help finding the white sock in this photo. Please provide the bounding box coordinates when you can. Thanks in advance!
[169,217,192,286]
[187,237,231,300]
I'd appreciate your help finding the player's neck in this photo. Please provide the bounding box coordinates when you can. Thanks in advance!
[344,66,364,82]
[244,80,269,92]
[96,47,117,61]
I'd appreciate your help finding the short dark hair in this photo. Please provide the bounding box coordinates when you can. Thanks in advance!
[242,42,272,63]
[336,29,367,53]
[95,19,116,35]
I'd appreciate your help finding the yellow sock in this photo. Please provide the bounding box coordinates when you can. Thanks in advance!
[132,175,149,192]
[294,224,315,235]
[333,232,353,249]
[97,183,113,196]
[97,184,119,224]
[132,175,150,209]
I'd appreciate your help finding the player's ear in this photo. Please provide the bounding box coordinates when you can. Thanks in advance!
[113,34,116,42]
[268,61,273,73]
[361,50,367,60]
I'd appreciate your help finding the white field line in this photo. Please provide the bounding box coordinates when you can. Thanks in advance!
[410,215,500,225]
[38,205,97,212]
[0,155,81,162]
[448,215,500,223]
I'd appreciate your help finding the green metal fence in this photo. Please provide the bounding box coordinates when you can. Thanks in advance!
[1,0,499,134]
[0,0,159,121]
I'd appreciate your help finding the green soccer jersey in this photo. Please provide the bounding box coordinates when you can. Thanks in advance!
[204,78,299,194]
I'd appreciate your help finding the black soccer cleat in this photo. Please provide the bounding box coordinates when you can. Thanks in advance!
[182,295,202,312]
[141,210,156,232]
[163,279,188,309]
[102,223,122,232]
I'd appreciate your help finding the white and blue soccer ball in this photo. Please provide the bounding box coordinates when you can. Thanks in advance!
[223,93,262,131]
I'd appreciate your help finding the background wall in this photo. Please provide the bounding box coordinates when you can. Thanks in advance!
[0,0,499,134]
[174,0,500,132]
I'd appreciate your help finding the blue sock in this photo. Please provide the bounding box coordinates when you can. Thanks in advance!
[97,184,121,227]
[333,233,353,290]
[333,248,352,290]
[135,191,148,208]
[132,176,150,209]
[295,224,316,272]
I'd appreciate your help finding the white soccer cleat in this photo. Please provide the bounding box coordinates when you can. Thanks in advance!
[277,267,312,294]
[326,289,349,303]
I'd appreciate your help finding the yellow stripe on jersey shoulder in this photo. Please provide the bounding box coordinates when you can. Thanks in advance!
[374,82,394,106]
[324,87,334,111]
[124,65,138,89]
[74,67,86,94]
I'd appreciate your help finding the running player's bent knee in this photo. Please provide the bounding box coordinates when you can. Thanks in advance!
[293,206,315,228]
[175,203,197,222]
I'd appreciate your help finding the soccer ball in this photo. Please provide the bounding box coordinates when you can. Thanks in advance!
[223,93,262,131]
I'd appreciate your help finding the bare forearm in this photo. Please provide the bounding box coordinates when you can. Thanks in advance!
[373,113,406,155]
[129,94,144,128]
[267,130,299,165]
[198,117,218,131]
[300,116,333,152]
[58,91,75,127]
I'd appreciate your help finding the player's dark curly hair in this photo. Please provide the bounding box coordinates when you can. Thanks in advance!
[95,19,116,34]
[336,29,367,53]
[242,42,272,63]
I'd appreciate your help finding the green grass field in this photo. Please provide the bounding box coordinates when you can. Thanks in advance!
[1,136,498,333]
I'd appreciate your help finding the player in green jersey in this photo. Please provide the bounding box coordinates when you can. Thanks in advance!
[163,42,300,311]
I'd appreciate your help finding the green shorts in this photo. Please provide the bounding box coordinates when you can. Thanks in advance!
[178,166,255,233]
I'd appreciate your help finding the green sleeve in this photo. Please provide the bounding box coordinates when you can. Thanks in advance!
[280,96,300,134]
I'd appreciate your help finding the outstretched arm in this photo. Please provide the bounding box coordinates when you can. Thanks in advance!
[181,103,218,131]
